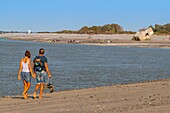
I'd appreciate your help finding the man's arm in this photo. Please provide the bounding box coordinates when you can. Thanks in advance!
[44,62,52,78]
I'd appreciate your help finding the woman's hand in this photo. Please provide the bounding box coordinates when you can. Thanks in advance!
[32,73,36,79]
[18,74,21,80]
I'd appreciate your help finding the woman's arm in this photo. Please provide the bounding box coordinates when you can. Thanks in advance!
[28,58,36,78]
[18,59,22,80]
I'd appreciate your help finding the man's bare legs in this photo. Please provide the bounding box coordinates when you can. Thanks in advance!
[34,84,40,98]
[39,83,44,99]
[34,83,44,99]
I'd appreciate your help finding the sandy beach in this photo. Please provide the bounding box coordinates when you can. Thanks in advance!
[1,33,170,48]
[0,79,169,113]
[1,33,170,113]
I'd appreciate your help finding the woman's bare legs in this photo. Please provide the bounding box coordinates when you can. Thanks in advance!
[23,81,31,99]
[34,84,40,98]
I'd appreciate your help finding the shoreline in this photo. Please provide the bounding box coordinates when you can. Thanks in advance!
[1,33,170,48]
[0,78,168,98]
[0,78,170,113]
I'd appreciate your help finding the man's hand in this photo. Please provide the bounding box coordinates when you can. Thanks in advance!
[49,75,52,78]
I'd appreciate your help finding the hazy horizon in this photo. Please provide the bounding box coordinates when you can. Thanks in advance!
[0,0,169,32]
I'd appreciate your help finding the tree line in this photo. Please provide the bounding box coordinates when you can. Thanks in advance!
[149,23,170,35]
[78,24,124,34]
[43,24,135,34]
[54,23,170,35]
[1,23,169,35]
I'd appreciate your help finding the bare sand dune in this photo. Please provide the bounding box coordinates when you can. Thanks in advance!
[0,79,170,113]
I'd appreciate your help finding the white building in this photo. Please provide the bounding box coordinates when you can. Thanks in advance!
[28,30,31,34]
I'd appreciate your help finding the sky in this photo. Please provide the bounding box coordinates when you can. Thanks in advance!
[0,0,169,32]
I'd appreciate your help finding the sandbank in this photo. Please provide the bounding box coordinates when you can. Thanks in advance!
[1,33,170,48]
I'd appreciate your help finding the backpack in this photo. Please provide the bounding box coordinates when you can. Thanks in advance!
[34,56,44,72]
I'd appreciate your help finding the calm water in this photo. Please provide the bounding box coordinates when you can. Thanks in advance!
[0,39,170,96]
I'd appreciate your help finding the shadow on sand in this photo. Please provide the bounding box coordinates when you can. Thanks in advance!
[11,96,50,99]
[11,96,34,99]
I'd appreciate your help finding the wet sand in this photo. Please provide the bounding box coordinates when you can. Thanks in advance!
[0,79,170,113]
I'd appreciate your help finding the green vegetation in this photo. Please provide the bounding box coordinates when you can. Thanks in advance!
[53,23,135,34]
[2,23,170,35]
[149,23,170,35]
[56,30,78,34]
[78,24,124,34]
[37,24,127,34]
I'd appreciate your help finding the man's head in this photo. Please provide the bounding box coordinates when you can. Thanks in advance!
[39,48,45,55]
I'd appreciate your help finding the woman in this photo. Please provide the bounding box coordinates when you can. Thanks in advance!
[18,50,35,99]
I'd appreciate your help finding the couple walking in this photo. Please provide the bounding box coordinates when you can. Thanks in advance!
[18,48,52,99]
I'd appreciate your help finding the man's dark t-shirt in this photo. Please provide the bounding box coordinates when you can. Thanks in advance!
[33,56,47,72]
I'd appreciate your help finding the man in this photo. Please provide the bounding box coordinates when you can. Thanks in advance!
[33,48,52,99]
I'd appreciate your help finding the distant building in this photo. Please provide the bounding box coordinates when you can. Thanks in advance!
[28,30,31,34]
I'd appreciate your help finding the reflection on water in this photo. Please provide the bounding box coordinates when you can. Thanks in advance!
[0,39,170,96]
